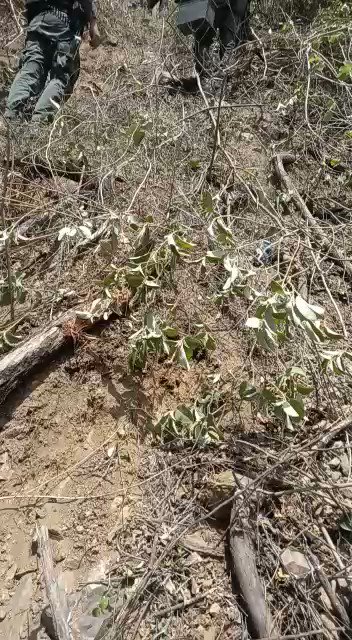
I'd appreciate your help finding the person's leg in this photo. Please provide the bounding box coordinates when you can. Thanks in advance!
[193,23,216,76]
[5,33,51,120]
[32,35,80,121]
[219,0,249,59]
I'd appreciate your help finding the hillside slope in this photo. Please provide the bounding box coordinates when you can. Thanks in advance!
[0,1,352,639]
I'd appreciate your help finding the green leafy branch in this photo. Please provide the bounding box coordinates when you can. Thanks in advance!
[240,366,314,429]
[102,220,196,304]
[151,393,223,445]
[0,272,26,307]
[129,312,215,371]
[245,280,342,352]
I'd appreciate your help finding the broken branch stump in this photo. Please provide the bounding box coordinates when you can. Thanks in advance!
[0,312,74,406]
[36,524,72,640]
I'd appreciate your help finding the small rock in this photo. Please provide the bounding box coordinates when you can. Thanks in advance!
[201,470,235,520]
[76,525,84,534]
[48,528,64,542]
[184,552,202,567]
[242,132,254,142]
[6,563,17,582]
[204,627,216,640]
[281,548,310,578]
[0,607,6,621]
[331,471,341,482]
[340,454,350,477]
[35,509,46,520]
[328,457,340,469]
[209,602,221,617]
[190,577,198,596]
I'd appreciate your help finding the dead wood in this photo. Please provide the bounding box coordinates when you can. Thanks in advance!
[272,153,352,281]
[0,311,77,406]
[36,524,72,640]
[308,552,350,628]
[229,503,278,638]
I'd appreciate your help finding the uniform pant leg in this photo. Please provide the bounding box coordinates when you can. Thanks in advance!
[32,35,80,121]
[193,22,216,75]
[218,0,249,57]
[5,32,51,119]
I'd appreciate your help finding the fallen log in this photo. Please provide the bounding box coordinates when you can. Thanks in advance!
[0,311,77,406]
[229,502,278,638]
[36,524,72,640]
[272,153,352,282]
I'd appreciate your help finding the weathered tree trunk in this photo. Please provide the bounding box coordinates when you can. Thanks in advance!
[36,525,72,640]
[229,505,278,638]
[0,312,74,406]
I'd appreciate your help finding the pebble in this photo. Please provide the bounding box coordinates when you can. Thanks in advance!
[331,471,341,482]
[328,457,340,469]
[0,607,6,621]
[76,525,84,534]
[209,602,221,617]
[340,453,350,477]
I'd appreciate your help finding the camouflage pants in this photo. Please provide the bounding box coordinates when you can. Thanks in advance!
[5,12,80,122]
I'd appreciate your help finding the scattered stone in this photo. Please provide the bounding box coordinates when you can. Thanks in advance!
[0,607,6,621]
[107,445,116,459]
[331,471,341,482]
[190,577,198,596]
[0,453,12,481]
[281,548,310,578]
[201,470,235,519]
[209,602,221,617]
[328,457,340,469]
[76,525,84,534]
[48,528,64,542]
[4,575,33,640]
[340,454,350,477]
[6,563,17,582]
[35,509,46,520]
[184,552,202,567]
[165,578,176,595]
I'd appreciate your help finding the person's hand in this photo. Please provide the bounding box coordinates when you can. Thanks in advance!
[89,20,101,48]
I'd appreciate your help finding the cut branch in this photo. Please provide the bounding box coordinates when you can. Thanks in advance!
[36,524,72,640]
[272,153,352,281]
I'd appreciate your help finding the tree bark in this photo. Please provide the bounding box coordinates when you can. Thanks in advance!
[229,505,278,638]
[36,524,72,640]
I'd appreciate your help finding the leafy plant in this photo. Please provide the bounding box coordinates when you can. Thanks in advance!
[92,595,110,617]
[128,313,215,371]
[200,251,255,301]
[152,393,223,445]
[0,272,26,306]
[320,350,352,376]
[0,326,23,354]
[240,366,314,429]
[103,221,195,304]
[245,281,341,353]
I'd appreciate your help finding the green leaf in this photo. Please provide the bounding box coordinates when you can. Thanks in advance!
[189,158,201,170]
[145,279,160,288]
[338,63,352,81]
[294,295,319,322]
[99,596,110,612]
[174,405,194,426]
[239,381,257,400]
[245,317,262,329]
[201,191,213,214]
[323,326,342,340]
[163,326,179,339]
[174,235,196,251]
[257,327,276,352]
[175,343,190,370]
[288,397,305,419]
[281,400,300,418]
[270,280,285,294]
[205,250,225,263]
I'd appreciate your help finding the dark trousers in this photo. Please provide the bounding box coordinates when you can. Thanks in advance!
[5,11,81,122]
[194,0,249,74]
